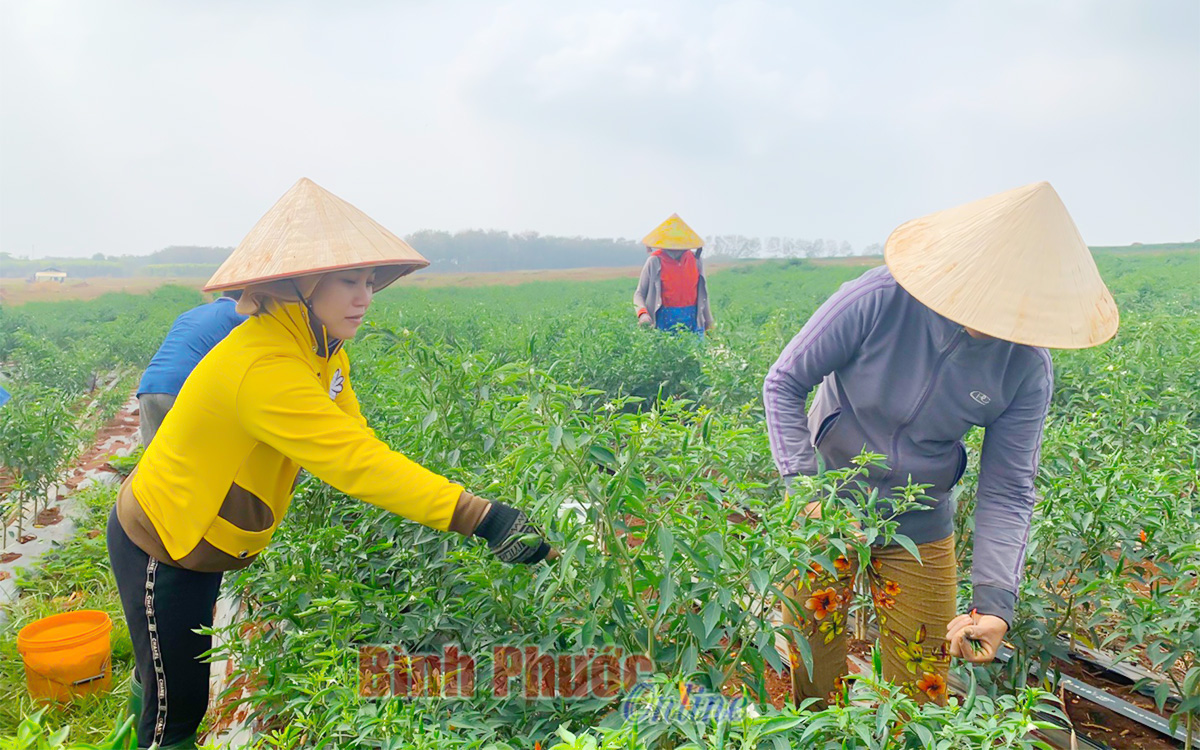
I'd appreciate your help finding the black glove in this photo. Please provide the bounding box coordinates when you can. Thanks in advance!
[473,502,551,565]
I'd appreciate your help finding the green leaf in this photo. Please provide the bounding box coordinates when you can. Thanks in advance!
[702,599,721,637]
[703,482,723,503]
[790,631,814,680]
[579,617,596,650]
[659,576,676,614]
[657,526,675,564]
[893,533,922,564]
[548,425,563,450]
[420,409,438,431]
[1154,679,1172,711]
[750,567,769,595]
[756,630,786,673]
[588,445,616,467]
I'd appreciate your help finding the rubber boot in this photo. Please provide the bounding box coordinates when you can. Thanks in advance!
[127,672,143,722]
[126,673,197,749]
[122,673,143,749]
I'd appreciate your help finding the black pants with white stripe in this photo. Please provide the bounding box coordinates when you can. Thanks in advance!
[107,508,223,748]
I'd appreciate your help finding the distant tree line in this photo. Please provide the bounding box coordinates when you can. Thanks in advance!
[707,235,881,259]
[38,229,1176,280]
[408,230,648,271]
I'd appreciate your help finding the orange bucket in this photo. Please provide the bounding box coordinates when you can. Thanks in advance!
[16,610,113,702]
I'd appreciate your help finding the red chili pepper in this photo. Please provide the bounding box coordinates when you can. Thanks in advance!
[965,609,986,654]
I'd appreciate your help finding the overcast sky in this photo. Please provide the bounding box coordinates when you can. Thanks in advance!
[1,0,1197,258]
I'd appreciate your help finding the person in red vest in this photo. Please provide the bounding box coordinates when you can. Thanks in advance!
[633,213,714,334]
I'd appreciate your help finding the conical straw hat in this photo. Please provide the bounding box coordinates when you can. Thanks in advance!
[884,182,1118,349]
[642,213,704,249]
[204,178,428,293]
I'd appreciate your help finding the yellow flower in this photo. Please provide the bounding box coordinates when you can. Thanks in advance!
[818,611,847,642]
[895,641,935,675]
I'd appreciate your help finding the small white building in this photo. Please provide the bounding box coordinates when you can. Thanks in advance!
[34,268,67,283]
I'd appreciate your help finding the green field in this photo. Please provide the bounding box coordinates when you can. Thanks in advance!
[1,251,1197,748]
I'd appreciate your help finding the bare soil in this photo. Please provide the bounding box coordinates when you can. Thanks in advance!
[34,506,63,526]
[0,277,210,305]
[1051,655,1185,750]
[0,260,808,306]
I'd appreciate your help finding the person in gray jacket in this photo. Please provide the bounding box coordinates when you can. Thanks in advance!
[633,213,714,333]
[764,182,1119,705]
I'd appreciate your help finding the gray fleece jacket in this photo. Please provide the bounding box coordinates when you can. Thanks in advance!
[763,265,1053,625]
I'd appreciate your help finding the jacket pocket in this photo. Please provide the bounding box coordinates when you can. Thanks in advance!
[950,441,968,488]
[813,410,842,448]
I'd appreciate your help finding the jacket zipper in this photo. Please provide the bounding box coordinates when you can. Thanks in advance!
[883,327,966,482]
[278,304,337,392]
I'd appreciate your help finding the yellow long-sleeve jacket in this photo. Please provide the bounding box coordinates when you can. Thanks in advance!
[117,302,466,571]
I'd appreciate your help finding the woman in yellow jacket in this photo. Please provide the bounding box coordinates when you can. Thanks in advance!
[107,179,553,749]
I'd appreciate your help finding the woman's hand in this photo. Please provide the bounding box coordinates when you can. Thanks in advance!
[946,610,1008,663]
[637,313,652,326]
[473,502,555,565]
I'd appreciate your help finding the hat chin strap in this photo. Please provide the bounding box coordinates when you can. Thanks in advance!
[290,280,341,358]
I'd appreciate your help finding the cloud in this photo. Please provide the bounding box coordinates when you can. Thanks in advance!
[0,0,1196,256]
[447,1,837,159]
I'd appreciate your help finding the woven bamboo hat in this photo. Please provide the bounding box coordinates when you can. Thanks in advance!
[884,182,1118,349]
[204,178,429,295]
[642,213,704,250]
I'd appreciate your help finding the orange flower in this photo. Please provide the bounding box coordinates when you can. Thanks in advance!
[1139,529,1148,543]
[883,580,902,597]
[830,674,848,705]
[806,562,825,582]
[805,588,840,620]
[916,672,946,700]
[833,555,852,573]
[873,590,896,610]
[679,681,690,708]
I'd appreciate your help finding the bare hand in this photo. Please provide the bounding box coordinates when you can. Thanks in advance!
[946,611,1008,663]
[637,313,652,326]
